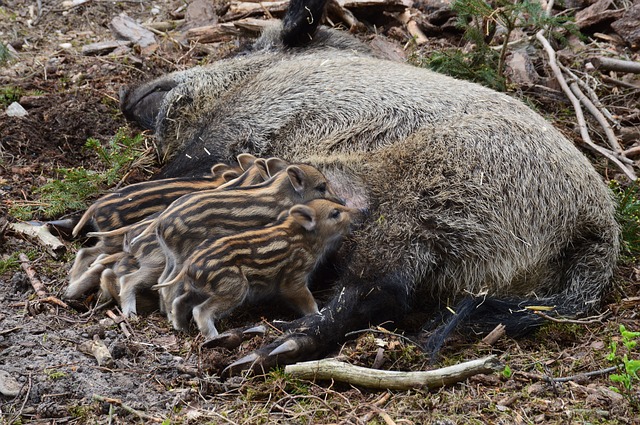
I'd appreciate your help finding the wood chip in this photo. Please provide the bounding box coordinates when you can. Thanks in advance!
[81,40,132,56]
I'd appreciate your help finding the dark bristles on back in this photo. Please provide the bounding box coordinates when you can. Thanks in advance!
[281,0,328,47]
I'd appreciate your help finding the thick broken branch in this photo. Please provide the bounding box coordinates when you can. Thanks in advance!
[284,356,502,390]
[591,57,640,74]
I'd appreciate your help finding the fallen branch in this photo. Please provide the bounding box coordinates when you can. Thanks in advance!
[19,253,47,298]
[535,30,637,181]
[591,57,640,74]
[10,222,66,259]
[92,394,163,423]
[284,355,502,390]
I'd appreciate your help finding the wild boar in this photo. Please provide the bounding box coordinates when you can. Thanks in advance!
[115,0,619,371]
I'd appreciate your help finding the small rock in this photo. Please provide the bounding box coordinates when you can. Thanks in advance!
[0,370,22,397]
[59,42,73,49]
[6,102,28,117]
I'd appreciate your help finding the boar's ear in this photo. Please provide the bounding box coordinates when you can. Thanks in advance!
[290,205,317,231]
[281,0,327,47]
[266,157,289,177]
[222,170,241,182]
[286,165,308,194]
[237,153,257,171]
[253,159,271,181]
[211,163,231,176]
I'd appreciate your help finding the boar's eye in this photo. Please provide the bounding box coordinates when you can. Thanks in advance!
[330,209,341,219]
[316,182,327,193]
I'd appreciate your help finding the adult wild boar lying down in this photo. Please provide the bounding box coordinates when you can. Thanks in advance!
[76,0,620,370]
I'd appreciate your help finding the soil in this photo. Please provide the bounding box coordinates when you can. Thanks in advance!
[1,0,639,424]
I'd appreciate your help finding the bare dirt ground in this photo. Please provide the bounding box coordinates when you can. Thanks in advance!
[1,0,640,423]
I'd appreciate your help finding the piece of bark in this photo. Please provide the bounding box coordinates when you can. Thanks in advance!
[81,40,132,56]
[110,15,156,48]
[337,0,407,11]
[226,1,289,18]
[575,0,623,29]
[184,23,240,43]
[10,222,65,259]
[591,57,640,74]
[481,324,506,345]
[611,2,640,49]
[407,20,428,45]
[233,18,271,33]
[327,0,360,30]
[79,335,114,368]
[284,355,502,390]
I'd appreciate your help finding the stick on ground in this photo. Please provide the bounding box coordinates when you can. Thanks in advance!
[284,355,502,390]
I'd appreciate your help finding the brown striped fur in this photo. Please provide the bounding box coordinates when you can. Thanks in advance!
[164,199,358,337]
[64,157,248,300]
[114,157,281,316]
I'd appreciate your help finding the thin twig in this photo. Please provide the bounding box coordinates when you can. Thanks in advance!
[344,327,419,348]
[92,394,163,422]
[535,30,637,181]
[19,253,47,297]
[18,254,69,308]
[558,63,619,128]
[532,310,610,324]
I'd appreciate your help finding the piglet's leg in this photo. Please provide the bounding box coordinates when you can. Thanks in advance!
[280,284,319,316]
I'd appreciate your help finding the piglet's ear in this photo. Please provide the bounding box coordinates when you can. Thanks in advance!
[254,159,270,181]
[237,153,257,171]
[211,163,231,176]
[222,170,240,182]
[286,165,307,194]
[290,205,317,231]
[266,157,289,177]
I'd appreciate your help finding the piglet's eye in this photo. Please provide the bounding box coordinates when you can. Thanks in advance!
[330,209,341,219]
[316,182,327,193]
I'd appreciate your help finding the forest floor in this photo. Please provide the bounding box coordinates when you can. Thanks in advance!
[1,0,639,423]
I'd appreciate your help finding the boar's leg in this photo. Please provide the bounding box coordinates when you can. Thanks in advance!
[222,270,411,375]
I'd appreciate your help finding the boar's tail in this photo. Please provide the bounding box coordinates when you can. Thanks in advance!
[281,0,327,47]
[423,225,618,360]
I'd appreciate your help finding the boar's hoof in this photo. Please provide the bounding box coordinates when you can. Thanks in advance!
[222,333,318,377]
[243,325,267,337]
[201,324,268,350]
[222,353,261,377]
